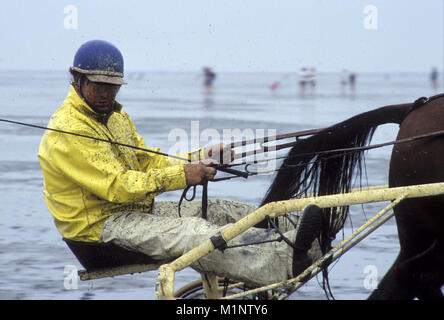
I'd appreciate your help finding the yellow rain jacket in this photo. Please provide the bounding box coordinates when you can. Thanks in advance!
[39,85,204,242]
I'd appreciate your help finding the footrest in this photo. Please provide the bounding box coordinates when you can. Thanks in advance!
[78,263,163,280]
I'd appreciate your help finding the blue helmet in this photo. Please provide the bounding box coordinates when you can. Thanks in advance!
[71,40,127,85]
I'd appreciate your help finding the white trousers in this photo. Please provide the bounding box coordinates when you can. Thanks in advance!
[100,199,320,287]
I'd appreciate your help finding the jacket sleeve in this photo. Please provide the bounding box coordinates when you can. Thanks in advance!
[46,126,187,204]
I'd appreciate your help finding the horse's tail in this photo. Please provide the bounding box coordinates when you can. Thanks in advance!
[260,102,415,250]
[260,101,417,299]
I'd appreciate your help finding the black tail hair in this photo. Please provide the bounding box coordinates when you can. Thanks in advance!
[261,103,412,253]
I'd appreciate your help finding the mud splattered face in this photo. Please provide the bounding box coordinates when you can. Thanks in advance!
[81,79,120,112]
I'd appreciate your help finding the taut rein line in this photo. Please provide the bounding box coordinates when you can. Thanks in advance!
[228,125,444,175]
[0,118,248,179]
[224,94,444,176]
[0,118,245,219]
[2,93,444,219]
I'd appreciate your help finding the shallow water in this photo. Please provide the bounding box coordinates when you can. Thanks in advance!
[0,70,438,300]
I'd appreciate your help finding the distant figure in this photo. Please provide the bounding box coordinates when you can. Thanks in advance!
[430,67,439,91]
[270,81,281,91]
[270,81,280,91]
[340,69,348,94]
[349,72,356,93]
[298,67,311,95]
[202,67,216,92]
[307,68,316,94]
[309,68,316,89]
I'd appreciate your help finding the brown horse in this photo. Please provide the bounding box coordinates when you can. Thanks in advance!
[260,94,444,300]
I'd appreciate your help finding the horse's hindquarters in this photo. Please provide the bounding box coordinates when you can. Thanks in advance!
[389,100,444,237]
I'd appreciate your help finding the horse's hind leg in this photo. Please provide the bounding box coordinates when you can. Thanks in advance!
[416,280,444,300]
[367,245,442,300]
[367,253,415,300]
[414,238,444,300]
[368,203,436,300]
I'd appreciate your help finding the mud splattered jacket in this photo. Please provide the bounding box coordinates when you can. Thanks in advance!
[39,86,203,242]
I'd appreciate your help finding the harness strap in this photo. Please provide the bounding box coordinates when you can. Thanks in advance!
[404,93,444,118]
[219,215,297,251]
[177,182,209,220]
[201,179,208,220]
[177,186,195,217]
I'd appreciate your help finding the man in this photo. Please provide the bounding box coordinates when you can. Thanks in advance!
[202,67,216,92]
[39,40,322,287]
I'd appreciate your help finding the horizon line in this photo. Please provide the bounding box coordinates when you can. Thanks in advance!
[0,69,436,75]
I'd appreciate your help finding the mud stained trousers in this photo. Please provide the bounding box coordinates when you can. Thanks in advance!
[99,199,320,287]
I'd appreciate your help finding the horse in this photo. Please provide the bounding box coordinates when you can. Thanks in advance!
[260,94,444,300]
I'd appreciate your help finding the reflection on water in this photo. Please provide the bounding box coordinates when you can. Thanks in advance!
[0,71,436,300]
[202,94,215,110]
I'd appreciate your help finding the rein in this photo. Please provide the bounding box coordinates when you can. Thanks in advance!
[0,117,322,219]
[0,118,248,179]
[0,117,243,220]
[2,94,444,219]
[228,126,444,176]
[2,104,443,181]
[225,94,444,177]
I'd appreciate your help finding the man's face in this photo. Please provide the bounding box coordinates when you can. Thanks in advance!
[81,79,121,108]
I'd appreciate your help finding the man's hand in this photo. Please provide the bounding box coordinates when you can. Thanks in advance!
[204,143,235,164]
[184,163,217,186]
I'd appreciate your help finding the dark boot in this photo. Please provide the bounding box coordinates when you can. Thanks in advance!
[292,204,322,277]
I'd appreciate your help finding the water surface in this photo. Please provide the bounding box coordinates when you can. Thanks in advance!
[0,70,437,299]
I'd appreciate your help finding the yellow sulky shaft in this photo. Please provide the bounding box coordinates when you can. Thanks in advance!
[156,182,444,299]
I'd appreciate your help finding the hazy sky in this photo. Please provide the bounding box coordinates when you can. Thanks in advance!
[1,0,442,73]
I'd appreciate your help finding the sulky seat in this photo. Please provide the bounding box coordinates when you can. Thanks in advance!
[63,238,166,280]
